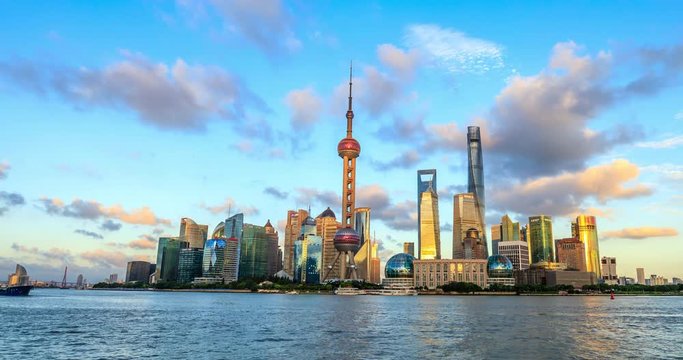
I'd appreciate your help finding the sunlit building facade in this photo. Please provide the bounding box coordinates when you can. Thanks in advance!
[601,256,618,285]
[572,215,601,279]
[453,193,484,258]
[155,237,188,282]
[8,264,29,286]
[284,209,308,276]
[264,220,279,277]
[178,248,203,283]
[555,237,586,272]
[224,213,244,282]
[636,268,645,284]
[491,224,501,255]
[403,242,415,257]
[316,208,341,280]
[293,215,323,284]
[179,217,208,249]
[370,242,381,284]
[529,215,554,265]
[418,169,440,259]
[461,228,488,260]
[353,207,372,281]
[414,259,488,290]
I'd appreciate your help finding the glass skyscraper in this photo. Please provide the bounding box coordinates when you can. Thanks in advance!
[529,215,554,264]
[178,248,204,283]
[202,238,227,278]
[155,237,188,282]
[353,207,372,281]
[179,217,208,249]
[453,193,484,259]
[572,215,601,278]
[239,224,269,279]
[417,169,441,260]
[224,213,244,281]
[467,126,487,251]
[294,215,323,284]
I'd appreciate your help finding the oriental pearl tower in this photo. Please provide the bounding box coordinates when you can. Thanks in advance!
[324,64,361,281]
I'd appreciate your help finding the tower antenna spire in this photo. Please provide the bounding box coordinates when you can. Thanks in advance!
[346,61,354,138]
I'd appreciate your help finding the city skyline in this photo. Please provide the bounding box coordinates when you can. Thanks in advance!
[1,2,682,282]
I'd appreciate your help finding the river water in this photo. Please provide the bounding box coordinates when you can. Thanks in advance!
[2,289,682,359]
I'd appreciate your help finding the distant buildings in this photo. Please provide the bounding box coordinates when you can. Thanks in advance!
[201,238,226,280]
[224,214,243,282]
[8,264,29,286]
[453,193,484,258]
[178,248,203,283]
[264,220,280,277]
[293,214,323,284]
[284,209,308,276]
[491,214,520,256]
[460,228,488,260]
[109,274,118,284]
[636,267,645,284]
[239,223,269,279]
[515,269,597,288]
[370,242,380,284]
[601,256,618,285]
[414,258,488,290]
[403,242,415,257]
[529,215,554,264]
[126,261,152,283]
[573,215,601,279]
[417,169,440,260]
[316,208,340,280]
[556,238,587,272]
[156,237,187,282]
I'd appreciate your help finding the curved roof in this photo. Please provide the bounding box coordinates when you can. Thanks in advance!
[212,221,225,238]
[317,207,336,219]
[385,253,415,278]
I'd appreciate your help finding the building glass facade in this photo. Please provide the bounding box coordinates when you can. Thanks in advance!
[178,248,203,283]
[202,238,227,278]
[284,209,308,276]
[264,220,279,277]
[239,224,269,279]
[453,193,484,258]
[316,210,340,280]
[179,217,208,249]
[529,216,554,264]
[573,215,601,279]
[156,237,187,282]
[353,207,372,281]
[418,169,440,260]
[126,261,151,283]
[467,126,487,247]
[403,242,415,257]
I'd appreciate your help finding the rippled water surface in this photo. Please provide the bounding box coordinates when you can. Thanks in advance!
[2,289,683,359]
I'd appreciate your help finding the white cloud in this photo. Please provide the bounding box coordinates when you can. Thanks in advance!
[636,134,683,149]
[404,24,504,74]
[285,87,323,130]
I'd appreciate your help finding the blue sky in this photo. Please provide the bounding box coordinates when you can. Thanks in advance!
[1,1,681,282]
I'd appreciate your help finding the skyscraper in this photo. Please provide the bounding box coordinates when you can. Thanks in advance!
[370,242,381,284]
[418,169,440,260]
[353,207,372,281]
[403,242,415,257]
[453,193,484,258]
[636,267,645,284]
[316,208,341,280]
[572,215,601,279]
[239,224,269,279]
[202,238,227,279]
[155,237,188,282]
[179,217,208,249]
[224,213,244,282]
[601,257,618,285]
[293,214,323,284]
[556,237,586,271]
[467,126,486,246]
[126,261,152,283]
[325,65,362,281]
[284,209,308,276]
[178,248,203,283]
[501,215,520,242]
[497,241,529,270]
[528,216,554,264]
[491,224,501,255]
[264,220,279,277]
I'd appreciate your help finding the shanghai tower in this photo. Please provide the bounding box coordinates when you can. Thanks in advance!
[467,126,488,255]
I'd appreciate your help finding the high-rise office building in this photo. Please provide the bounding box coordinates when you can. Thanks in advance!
[417,169,440,260]
[601,256,618,285]
[264,220,279,277]
[76,274,84,288]
[178,248,203,283]
[126,261,152,283]
[293,215,323,284]
[403,242,415,257]
[529,216,554,265]
[497,241,530,270]
[491,224,501,256]
[353,207,372,281]
[325,65,362,281]
[556,237,586,271]
[467,126,487,246]
[155,237,188,282]
[501,215,520,242]
[453,193,484,258]
[239,224,269,279]
[572,215,601,279]
[636,267,645,284]
[109,274,118,284]
[179,217,209,249]
[316,208,341,280]
[202,238,227,279]
[223,214,244,282]
[284,209,308,276]
[370,242,381,284]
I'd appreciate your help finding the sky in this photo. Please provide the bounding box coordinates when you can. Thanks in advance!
[1,1,681,283]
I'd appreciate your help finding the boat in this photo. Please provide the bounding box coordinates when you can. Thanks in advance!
[334,287,365,295]
[0,285,33,296]
[2,264,33,296]
[286,290,299,295]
